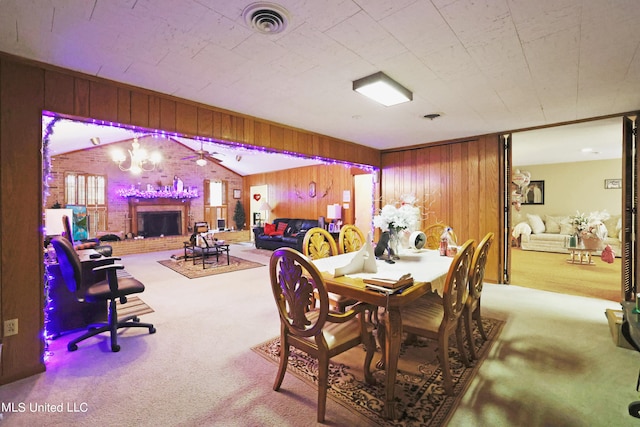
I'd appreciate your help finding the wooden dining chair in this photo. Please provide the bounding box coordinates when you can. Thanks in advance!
[396,239,475,395]
[337,224,366,254]
[464,232,494,360]
[269,247,376,423]
[302,227,356,312]
[302,227,339,259]
[423,223,457,250]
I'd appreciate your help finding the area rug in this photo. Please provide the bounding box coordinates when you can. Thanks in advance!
[157,256,264,279]
[252,317,504,426]
[115,296,154,321]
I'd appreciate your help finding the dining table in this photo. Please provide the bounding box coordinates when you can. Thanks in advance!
[312,248,453,419]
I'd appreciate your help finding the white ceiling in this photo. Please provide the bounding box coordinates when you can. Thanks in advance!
[512,116,623,166]
[44,116,326,175]
[6,0,640,171]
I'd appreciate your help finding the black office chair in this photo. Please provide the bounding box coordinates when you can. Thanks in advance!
[50,236,156,352]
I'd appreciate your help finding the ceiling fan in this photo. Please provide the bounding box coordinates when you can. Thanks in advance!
[181,141,223,166]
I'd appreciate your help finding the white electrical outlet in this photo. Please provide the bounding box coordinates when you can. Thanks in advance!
[4,319,18,337]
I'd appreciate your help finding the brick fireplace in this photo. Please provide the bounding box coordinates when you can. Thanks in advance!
[129,198,191,237]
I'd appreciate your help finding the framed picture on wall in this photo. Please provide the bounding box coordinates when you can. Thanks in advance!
[604,179,622,189]
[522,180,544,205]
[233,189,241,199]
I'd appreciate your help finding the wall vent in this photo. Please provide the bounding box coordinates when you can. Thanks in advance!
[242,2,290,35]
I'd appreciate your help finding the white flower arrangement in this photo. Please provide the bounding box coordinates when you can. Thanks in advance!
[570,210,610,240]
[373,196,420,232]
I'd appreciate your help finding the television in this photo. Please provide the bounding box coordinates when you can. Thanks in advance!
[217,219,226,231]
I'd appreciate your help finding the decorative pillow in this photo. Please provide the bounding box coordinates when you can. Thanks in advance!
[603,215,621,238]
[264,223,275,235]
[527,214,545,234]
[559,223,575,235]
[544,215,566,234]
[276,222,288,233]
[617,217,622,241]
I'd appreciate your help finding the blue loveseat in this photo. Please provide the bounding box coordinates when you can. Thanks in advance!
[253,218,319,251]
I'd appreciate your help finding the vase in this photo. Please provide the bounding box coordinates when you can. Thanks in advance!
[388,228,402,260]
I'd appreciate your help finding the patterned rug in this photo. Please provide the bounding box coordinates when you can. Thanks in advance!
[252,317,504,426]
[157,256,264,279]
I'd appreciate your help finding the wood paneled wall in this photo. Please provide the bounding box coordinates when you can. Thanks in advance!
[380,136,504,282]
[243,164,360,223]
[0,53,379,385]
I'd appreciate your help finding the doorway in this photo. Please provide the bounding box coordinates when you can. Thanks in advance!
[249,185,269,241]
[508,117,623,300]
[353,174,375,239]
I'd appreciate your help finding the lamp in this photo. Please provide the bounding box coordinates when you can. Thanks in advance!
[352,71,412,106]
[195,157,207,167]
[259,201,272,223]
[111,138,161,174]
[326,204,342,222]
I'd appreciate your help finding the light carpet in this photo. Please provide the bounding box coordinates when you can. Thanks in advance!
[157,256,264,279]
[252,317,504,426]
[510,248,621,301]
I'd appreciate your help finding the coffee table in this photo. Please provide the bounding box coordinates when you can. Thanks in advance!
[202,243,230,268]
[567,247,595,265]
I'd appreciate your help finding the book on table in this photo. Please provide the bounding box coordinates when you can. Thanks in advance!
[363,273,413,293]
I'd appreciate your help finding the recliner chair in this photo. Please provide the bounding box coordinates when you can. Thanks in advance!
[50,236,156,352]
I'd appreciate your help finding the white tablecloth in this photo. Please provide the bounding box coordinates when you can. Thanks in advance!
[312,249,453,296]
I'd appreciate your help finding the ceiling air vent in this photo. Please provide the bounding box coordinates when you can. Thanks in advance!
[242,2,290,35]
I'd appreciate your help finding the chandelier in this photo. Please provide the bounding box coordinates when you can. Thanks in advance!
[111,138,161,174]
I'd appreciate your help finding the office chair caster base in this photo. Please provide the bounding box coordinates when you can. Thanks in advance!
[149,327,157,334]
[111,344,121,352]
[629,401,640,418]
[68,343,78,351]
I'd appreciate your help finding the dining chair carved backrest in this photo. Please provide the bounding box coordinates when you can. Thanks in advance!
[302,227,355,312]
[269,247,376,423]
[338,224,366,254]
[398,239,475,395]
[423,223,457,250]
[464,232,494,360]
[302,227,339,260]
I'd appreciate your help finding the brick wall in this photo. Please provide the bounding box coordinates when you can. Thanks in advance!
[107,230,251,256]
[49,136,243,236]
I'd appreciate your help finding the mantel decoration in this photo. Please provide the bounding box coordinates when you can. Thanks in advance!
[373,195,420,258]
[116,187,199,199]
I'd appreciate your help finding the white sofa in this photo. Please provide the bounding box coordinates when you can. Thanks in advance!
[513,213,622,257]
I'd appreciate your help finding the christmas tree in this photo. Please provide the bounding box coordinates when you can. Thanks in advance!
[233,200,246,230]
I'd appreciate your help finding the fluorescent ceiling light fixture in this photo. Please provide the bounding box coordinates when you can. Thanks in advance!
[353,72,412,106]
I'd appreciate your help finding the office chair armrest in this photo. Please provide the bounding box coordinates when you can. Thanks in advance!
[92,263,125,272]
[93,256,122,262]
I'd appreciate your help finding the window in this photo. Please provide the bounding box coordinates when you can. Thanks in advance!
[209,180,227,207]
[64,172,107,233]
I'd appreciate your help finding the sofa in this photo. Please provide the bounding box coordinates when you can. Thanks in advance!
[253,218,319,252]
[513,212,622,257]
